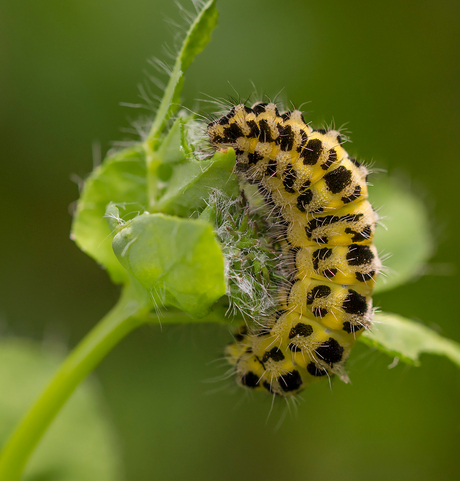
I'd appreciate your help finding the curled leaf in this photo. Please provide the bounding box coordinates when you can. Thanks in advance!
[71,146,147,284]
[153,148,238,217]
[112,213,226,318]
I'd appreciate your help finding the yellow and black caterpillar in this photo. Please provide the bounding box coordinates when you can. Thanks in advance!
[207,102,381,396]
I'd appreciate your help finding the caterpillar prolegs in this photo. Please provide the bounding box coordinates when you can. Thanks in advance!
[207,102,381,396]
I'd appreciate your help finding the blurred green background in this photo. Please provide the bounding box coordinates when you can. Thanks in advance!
[1,0,460,480]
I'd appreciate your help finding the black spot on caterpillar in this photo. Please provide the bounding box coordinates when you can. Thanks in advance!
[209,102,381,396]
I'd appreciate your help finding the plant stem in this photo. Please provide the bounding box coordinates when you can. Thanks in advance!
[146,150,162,210]
[0,286,150,480]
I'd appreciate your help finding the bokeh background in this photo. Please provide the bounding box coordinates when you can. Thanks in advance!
[1,0,460,479]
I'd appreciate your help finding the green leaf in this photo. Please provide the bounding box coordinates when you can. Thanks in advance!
[151,117,187,183]
[179,0,218,71]
[145,0,218,150]
[156,117,188,165]
[360,312,460,368]
[112,213,226,318]
[0,338,122,481]
[153,148,238,217]
[371,175,434,293]
[71,146,147,284]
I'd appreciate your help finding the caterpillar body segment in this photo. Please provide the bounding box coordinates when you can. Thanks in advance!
[294,244,381,286]
[286,278,373,332]
[283,200,378,247]
[208,101,381,396]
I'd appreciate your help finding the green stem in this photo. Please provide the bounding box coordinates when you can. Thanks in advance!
[0,286,150,480]
[142,0,218,210]
[146,151,162,210]
[144,63,183,154]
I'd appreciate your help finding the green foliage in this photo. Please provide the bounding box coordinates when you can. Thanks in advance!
[362,313,460,368]
[203,190,284,321]
[71,0,229,315]
[71,146,147,284]
[151,148,239,217]
[112,213,226,318]
[0,339,122,481]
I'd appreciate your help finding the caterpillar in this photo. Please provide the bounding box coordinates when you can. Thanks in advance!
[207,102,381,396]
